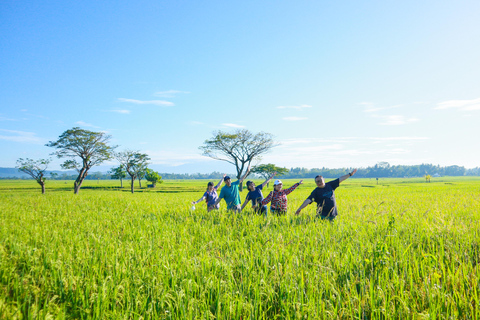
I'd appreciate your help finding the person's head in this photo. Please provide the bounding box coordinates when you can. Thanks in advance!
[207,181,214,191]
[224,176,232,187]
[274,179,283,191]
[246,180,255,191]
[315,175,325,188]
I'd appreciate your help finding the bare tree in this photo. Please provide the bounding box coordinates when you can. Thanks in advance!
[199,129,278,190]
[116,150,150,193]
[16,158,50,194]
[46,127,116,194]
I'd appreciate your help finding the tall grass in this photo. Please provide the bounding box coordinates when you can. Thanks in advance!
[1,178,479,319]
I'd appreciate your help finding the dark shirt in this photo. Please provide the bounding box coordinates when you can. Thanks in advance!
[246,184,264,207]
[307,179,340,218]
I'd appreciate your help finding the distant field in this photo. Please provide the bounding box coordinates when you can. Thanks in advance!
[1,177,479,318]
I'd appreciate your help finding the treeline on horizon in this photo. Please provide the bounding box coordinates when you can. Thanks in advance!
[2,163,480,180]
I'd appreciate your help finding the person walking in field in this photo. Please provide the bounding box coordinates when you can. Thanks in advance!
[191,174,226,211]
[240,171,277,216]
[212,165,251,212]
[295,169,357,220]
[260,179,303,215]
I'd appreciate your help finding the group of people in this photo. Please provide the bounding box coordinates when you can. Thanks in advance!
[191,165,358,220]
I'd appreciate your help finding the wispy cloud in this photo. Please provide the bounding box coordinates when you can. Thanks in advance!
[76,121,100,128]
[110,109,131,114]
[0,129,44,144]
[222,123,245,128]
[360,102,402,113]
[154,90,190,98]
[0,116,17,121]
[277,104,312,110]
[283,116,308,121]
[118,98,174,106]
[435,97,480,111]
[374,115,419,126]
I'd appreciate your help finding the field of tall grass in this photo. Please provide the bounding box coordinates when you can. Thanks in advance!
[1,177,479,319]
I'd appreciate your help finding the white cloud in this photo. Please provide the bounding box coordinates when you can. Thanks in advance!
[76,121,100,128]
[154,90,190,98]
[277,104,312,110]
[374,115,419,126]
[222,123,245,128]
[0,129,44,144]
[435,97,480,111]
[118,98,174,106]
[110,109,131,114]
[0,116,17,121]
[283,116,308,121]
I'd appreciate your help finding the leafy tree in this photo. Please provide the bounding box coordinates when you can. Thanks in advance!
[16,158,50,194]
[145,168,163,187]
[116,150,150,193]
[252,164,289,187]
[50,172,58,180]
[109,165,126,188]
[46,127,116,194]
[199,129,278,190]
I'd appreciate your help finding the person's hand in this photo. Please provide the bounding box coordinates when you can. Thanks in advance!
[273,171,277,176]
[223,174,226,178]
[298,180,304,185]
[351,169,357,176]
[191,201,196,205]
[295,209,301,215]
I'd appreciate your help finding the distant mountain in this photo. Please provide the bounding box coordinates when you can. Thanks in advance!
[0,167,78,178]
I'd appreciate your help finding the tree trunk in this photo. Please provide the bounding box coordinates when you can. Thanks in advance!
[74,167,87,194]
[38,180,45,194]
[120,178,123,188]
[131,176,135,193]
[139,178,142,188]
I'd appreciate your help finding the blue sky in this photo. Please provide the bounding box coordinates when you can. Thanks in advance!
[1,0,480,173]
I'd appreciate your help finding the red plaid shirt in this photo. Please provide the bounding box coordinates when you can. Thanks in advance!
[261,183,300,211]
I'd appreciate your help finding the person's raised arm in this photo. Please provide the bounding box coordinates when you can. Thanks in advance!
[295,199,312,215]
[216,174,226,189]
[191,195,206,205]
[261,191,273,206]
[239,164,251,184]
[284,180,303,195]
[339,169,357,183]
[261,171,277,189]
[241,194,250,211]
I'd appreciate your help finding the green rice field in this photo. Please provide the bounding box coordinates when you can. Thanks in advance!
[1,177,479,319]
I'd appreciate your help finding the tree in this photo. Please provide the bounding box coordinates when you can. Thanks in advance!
[50,172,58,180]
[109,165,126,188]
[251,164,289,187]
[16,158,50,194]
[145,168,163,187]
[116,150,150,193]
[199,129,278,190]
[46,127,116,194]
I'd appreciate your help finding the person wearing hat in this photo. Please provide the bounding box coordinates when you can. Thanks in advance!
[261,179,303,215]
[213,165,251,212]
[240,171,277,215]
[295,169,357,220]
[191,174,227,211]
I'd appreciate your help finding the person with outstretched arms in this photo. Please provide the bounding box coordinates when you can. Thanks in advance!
[295,169,357,221]
[212,165,251,213]
[241,171,277,216]
[261,179,303,215]
[191,174,226,211]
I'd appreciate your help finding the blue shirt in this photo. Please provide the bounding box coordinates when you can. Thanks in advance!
[219,180,241,209]
[203,186,219,208]
[246,184,264,207]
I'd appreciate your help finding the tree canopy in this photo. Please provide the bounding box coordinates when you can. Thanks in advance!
[252,164,289,180]
[46,127,116,194]
[16,158,50,194]
[199,130,278,184]
[116,150,150,193]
